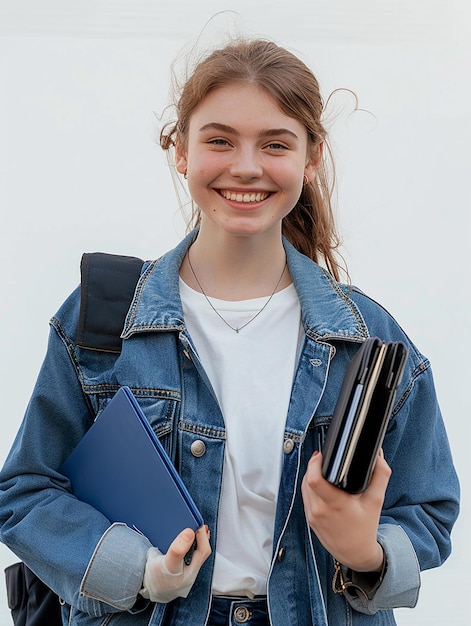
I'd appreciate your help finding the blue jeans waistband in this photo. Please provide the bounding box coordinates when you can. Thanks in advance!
[207,596,269,626]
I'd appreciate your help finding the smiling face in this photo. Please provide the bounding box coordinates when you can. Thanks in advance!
[175,82,318,244]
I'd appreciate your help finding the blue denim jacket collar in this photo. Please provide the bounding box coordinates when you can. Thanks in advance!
[122,229,369,344]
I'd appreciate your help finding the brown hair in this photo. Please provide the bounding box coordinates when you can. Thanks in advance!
[160,38,344,281]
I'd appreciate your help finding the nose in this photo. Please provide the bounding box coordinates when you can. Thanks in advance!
[228,146,263,181]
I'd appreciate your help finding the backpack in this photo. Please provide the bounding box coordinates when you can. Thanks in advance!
[4,252,145,626]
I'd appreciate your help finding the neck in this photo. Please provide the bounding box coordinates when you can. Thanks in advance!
[181,229,290,301]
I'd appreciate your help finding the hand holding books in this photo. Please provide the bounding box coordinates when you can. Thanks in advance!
[141,526,211,603]
[302,448,391,572]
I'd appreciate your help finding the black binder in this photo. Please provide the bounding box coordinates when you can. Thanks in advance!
[322,337,408,494]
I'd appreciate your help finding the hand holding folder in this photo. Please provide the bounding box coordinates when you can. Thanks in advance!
[141,529,210,603]
[61,387,204,553]
[322,337,408,494]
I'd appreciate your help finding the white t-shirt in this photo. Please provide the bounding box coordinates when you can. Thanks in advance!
[180,279,302,597]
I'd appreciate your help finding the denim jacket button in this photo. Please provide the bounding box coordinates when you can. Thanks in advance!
[190,440,206,457]
[283,438,295,454]
[277,547,286,562]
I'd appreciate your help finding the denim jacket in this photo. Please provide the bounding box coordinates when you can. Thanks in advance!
[0,232,459,625]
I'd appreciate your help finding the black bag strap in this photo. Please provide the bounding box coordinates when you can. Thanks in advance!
[5,562,62,626]
[77,252,144,354]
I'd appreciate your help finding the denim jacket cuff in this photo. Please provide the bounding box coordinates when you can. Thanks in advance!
[338,523,421,615]
[333,550,387,600]
[78,523,152,613]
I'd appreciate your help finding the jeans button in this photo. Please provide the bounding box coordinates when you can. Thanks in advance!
[234,605,251,623]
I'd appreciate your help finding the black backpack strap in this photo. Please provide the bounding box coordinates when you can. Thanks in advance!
[77,252,144,353]
[5,562,62,626]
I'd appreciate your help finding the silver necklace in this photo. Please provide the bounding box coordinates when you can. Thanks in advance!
[187,250,287,333]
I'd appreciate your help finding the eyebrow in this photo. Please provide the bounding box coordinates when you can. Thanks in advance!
[198,122,299,141]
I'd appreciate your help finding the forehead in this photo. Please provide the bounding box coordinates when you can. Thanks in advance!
[188,82,308,138]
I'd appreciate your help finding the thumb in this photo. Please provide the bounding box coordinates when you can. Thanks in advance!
[164,528,196,575]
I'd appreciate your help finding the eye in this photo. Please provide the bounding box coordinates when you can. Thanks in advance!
[207,138,231,147]
[265,142,288,151]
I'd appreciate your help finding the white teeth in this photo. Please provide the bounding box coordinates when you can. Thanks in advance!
[220,190,269,203]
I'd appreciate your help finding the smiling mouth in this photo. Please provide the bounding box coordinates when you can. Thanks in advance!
[219,190,271,203]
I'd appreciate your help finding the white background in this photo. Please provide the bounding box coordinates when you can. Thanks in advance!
[0,1,469,624]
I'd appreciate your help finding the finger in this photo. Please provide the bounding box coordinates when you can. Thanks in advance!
[191,525,212,564]
[195,524,210,544]
[302,451,345,504]
[305,450,323,482]
[165,528,196,574]
[364,451,391,500]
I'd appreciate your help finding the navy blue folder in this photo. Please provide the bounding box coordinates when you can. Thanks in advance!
[61,386,203,552]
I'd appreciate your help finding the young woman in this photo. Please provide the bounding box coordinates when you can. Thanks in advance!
[0,38,459,626]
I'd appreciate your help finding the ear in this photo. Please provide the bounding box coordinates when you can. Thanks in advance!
[175,138,188,175]
[304,141,323,182]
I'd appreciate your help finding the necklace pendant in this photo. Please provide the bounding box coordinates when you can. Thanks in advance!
[187,249,287,336]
